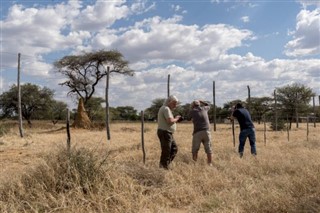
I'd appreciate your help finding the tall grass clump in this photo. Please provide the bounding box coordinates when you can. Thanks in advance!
[0,124,10,137]
[0,144,169,213]
[0,147,112,212]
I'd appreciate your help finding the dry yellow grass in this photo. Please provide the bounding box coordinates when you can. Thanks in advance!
[0,121,319,213]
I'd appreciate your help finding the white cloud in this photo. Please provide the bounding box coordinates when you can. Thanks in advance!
[87,52,320,110]
[1,2,88,70]
[21,58,52,76]
[131,0,155,15]
[72,0,129,31]
[298,0,320,8]
[171,4,181,12]
[92,16,253,66]
[284,8,320,57]
[241,16,250,23]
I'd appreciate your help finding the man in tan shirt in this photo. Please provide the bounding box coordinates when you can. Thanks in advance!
[157,95,181,169]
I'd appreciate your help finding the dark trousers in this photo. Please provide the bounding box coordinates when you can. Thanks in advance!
[157,129,178,169]
[239,128,257,155]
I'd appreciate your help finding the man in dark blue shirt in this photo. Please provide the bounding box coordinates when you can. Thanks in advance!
[231,103,257,158]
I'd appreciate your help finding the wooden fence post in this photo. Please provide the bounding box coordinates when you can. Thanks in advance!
[66,109,71,153]
[295,92,299,128]
[287,115,290,142]
[247,85,251,111]
[313,96,316,128]
[141,110,146,164]
[167,74,170,98]
[274,90,278,131]
[263,115,266,146]
[307,116,309,141]
[17,53,24,138]
[213,81,216,131]
[105,66,111,141]
[232,120,235,147]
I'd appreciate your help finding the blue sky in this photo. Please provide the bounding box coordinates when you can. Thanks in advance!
[0,0,319,111]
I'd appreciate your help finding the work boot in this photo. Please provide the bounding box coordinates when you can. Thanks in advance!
[239,152,244,158]
[207,153,212,165]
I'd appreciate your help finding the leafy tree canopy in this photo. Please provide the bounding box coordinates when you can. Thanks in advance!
[0,83,55,125]
[54,49,134,104]
[84,97,105,121]
[144,98,165,120]
[115,106,139,121]
[275,83,315,117]
[246,96,273,123]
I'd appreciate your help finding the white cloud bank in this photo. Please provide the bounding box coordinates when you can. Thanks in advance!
[0,0,319,111]
[284,8,320,57]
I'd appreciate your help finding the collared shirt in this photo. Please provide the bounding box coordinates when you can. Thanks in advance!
[189,106,210,134]
[157,105,176,133]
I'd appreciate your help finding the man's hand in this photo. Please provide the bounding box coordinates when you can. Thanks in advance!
[177,115,184,122]
[167,115,181,124]
[175,115,182,122]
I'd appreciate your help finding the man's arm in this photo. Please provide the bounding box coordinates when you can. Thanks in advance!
[167,116,181,124]
[164,107,181,124]
[199,100,209,106]
[229,106,236,121]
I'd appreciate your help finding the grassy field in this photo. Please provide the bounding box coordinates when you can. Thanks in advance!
[0,121,319,213]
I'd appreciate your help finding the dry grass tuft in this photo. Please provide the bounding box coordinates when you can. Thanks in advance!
[0,147,112,212]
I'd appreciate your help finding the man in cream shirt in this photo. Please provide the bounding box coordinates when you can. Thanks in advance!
[157,95,181,169]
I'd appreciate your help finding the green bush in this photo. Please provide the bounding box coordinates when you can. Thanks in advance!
[270,119,287,131]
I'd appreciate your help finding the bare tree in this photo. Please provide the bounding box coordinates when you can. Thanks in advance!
[54,49,134,104]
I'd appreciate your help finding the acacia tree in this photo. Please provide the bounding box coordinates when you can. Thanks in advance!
[176,103,192,120]
[115,106,139,120]
[222,99,243,111]
[221,99,246,122]
[275,83,315,129]
[48,100,68,125]
[247,97,273,123]
[84,97,105,121]
[0,83,54,126]
[32,100,68,122]
[144,98,190,121]
[144,98,165,120]
[54,50,134,105]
